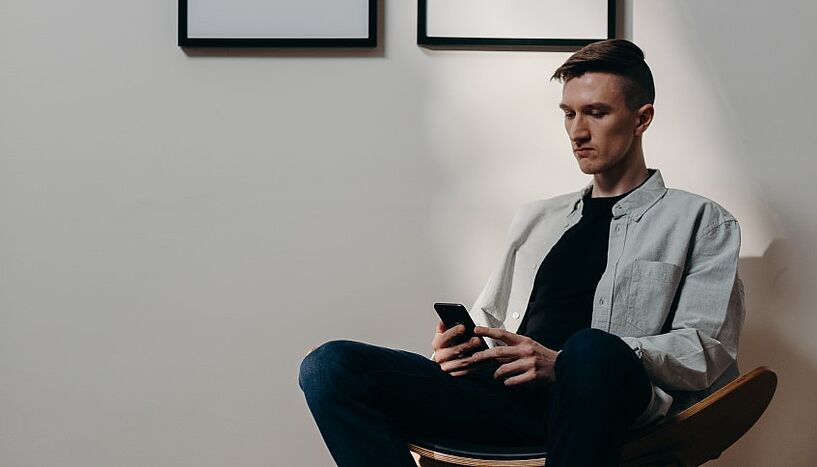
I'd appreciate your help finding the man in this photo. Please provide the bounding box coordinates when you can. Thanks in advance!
[299,39,745,466]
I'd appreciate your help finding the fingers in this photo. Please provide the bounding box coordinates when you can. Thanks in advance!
[432,323,457,354]
[493,358,528,380]
[432,324,465,350]
[450,337,482,357]
[470,345,520,363]
[436,337,483,364]
[431,321,449,361]
[494,359,537,386]
[502,370,537,386]
[439,355,475,374]
[474,326,523,344]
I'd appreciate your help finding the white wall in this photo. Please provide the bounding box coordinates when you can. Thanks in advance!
[0,1,814,466]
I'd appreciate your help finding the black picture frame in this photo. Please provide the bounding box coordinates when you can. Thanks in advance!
[179,0,377,48]
[417,0,615,49]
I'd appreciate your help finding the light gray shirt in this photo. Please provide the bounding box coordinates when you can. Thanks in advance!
[469,168,745,427]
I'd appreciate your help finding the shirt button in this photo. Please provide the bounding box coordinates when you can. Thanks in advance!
[599,297,606,306]
[512,312,520,319]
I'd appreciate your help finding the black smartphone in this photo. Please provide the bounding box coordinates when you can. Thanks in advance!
[433,302,490,354]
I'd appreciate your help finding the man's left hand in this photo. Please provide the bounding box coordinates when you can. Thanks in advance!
[470,326,559,387]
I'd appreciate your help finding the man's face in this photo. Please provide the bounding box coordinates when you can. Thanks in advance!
[559,72,644,175]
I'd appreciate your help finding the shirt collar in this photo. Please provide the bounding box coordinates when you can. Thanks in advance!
[569,168,668,222]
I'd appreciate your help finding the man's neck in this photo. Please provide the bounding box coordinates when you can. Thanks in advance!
[591,163,650,198]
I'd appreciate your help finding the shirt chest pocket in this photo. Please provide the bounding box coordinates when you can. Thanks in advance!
[625,259,684,333]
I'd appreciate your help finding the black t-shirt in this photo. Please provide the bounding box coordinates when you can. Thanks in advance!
[516,177,649,350]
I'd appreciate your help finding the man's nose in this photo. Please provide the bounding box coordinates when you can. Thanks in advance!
[568,116,591,144]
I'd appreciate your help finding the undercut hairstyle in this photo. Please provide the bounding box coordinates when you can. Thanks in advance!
[552,39,655,109]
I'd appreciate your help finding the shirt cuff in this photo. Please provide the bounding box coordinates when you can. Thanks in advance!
[619,336,644,360]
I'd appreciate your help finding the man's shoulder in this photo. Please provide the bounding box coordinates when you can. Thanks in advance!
[514,192,581,219]
[502,192,581,241]
[661,188,738,226]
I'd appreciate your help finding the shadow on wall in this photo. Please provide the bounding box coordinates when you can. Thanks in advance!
[717,239,817,465]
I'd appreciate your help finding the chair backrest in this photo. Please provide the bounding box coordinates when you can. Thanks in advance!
[621,367,778,466]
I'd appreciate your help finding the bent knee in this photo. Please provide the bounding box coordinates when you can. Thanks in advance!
[298,340,362,393]
[557,329,637,374]
[562,328,620,354]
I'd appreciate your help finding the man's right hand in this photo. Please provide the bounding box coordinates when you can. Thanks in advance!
[431,321,484,377]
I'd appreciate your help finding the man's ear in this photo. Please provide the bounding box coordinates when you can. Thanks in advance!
[634,104,654,136]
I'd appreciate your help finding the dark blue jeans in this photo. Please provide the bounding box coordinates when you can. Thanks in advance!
[299,328,652,467]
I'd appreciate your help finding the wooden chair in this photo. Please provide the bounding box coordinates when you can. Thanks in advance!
[408,367,777,467]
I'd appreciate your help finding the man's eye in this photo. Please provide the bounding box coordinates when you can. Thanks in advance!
[589,112,606,118]
[564,113,575,119]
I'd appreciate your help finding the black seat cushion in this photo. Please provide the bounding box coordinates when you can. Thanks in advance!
[409,436,548,461]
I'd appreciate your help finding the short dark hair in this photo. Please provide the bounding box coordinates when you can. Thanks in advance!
[552,39,655,109]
